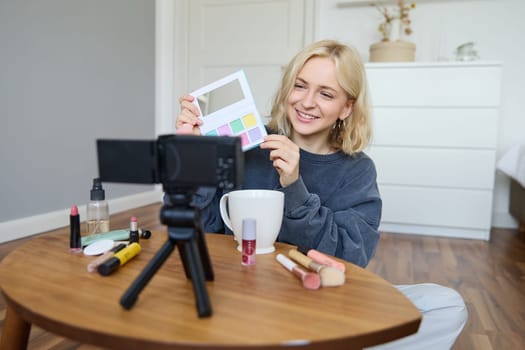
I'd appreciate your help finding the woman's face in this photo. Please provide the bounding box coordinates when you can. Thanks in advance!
[286,56,352,150]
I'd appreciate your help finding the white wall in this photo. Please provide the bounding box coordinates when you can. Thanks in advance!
[0,0,159,243]
[317,0,525,228]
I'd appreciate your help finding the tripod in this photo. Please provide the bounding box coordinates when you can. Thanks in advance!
[120,189,214,317]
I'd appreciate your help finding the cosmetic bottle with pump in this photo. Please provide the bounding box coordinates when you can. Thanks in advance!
[86,178,110,235]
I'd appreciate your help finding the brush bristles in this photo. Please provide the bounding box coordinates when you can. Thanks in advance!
[319,266,346,287]
[303,273,321,290]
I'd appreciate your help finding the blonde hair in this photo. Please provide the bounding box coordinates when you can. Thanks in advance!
[267,40,372,155]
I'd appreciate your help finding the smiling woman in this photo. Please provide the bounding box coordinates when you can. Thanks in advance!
[175,39,467,350]
[176,39,378,265]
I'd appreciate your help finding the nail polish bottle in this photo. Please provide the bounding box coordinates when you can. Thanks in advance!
[86,178,110,235]
[241,218,256,266]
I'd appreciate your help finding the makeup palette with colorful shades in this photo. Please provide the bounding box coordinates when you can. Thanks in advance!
[190,70,267,151]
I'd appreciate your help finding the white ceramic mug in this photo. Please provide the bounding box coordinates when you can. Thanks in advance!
[219,189,284,254]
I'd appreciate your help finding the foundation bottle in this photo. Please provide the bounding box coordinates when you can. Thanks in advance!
[86,178,110,234]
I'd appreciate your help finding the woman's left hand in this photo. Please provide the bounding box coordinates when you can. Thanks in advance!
[260,135,300,187]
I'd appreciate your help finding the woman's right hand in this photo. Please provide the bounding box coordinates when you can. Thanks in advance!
[175,95,203,135]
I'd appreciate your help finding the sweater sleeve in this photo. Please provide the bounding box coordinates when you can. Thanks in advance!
[190,187,226,234]
[277,158,382,267]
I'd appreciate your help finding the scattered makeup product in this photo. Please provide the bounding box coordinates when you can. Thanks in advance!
[82,229,128,247]
[86,178,110,234]
[129,216,139,243]
[98,242,141,276]
[87,243,127,273]
[303,248,346,273]
[69,205,82,253]
[81,228,150,247]
[276,254,321,290]
[83,239,115,256]
[241,218,256,266]
[288,249,346,287]
[191,70,268,151]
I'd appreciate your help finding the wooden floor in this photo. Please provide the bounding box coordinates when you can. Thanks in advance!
[1,202,524,349]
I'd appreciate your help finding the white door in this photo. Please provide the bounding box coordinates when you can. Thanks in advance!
[186,0,314,118]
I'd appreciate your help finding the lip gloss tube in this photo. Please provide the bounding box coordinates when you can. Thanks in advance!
[241,218,256,266]
[70,205,81,253]
[97,242,141,276]
[87,243,127,272]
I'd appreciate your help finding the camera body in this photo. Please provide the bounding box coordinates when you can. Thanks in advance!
[97,134,244,192]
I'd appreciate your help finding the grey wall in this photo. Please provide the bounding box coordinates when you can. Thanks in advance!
[0,0,155,222]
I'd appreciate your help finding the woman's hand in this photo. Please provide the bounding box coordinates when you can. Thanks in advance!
[260,135,300,187]
[175,95,203,135]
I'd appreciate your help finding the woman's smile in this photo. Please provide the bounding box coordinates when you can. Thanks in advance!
[295,108,319,122]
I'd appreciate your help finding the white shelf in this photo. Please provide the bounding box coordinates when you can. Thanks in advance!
[337,0,494,8]
[365,60,502,69]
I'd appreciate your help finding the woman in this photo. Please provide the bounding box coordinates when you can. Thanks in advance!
[176,40,467,349]
[178,40,380,267]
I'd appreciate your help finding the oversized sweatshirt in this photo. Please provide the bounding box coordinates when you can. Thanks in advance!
[192,143,382,267]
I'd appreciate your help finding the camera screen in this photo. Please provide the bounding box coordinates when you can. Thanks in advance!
[161,139,217,187]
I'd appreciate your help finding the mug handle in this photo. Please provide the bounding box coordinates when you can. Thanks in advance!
[219,193,234,231]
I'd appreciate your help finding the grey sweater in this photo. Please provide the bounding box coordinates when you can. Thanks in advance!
[192,144,382,267]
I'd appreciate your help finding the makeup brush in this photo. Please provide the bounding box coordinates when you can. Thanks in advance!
[288,249,346,287]
[301,248,346,273]
[276,254,321,290]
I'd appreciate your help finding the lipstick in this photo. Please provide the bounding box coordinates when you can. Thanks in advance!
[129,216,139,243]
[69,205,81,253]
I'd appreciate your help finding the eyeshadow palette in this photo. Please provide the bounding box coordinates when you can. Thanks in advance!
[190,70,267,151]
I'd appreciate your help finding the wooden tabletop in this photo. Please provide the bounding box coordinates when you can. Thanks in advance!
[0,231,421,350]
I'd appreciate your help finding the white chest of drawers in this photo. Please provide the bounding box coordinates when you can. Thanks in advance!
[365,61,502,240]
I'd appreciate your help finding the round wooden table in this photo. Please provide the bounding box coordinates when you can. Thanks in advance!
[0,231,420,350]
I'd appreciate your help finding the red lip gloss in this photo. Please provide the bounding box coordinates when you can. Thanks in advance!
[241,218,256,266]
[70,205,81,253]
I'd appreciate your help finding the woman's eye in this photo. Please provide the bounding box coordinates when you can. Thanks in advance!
[294,83,306,89]
[321,91,334,99]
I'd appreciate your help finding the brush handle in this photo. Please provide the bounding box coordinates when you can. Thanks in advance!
[277,254,308,279]
[289,249,322,272]
[307,249,346,273]
[277,254,321,290]
[276,253,297,272]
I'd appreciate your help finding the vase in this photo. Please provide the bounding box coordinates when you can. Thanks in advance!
[369,41,416,62]
[388,18,402,42]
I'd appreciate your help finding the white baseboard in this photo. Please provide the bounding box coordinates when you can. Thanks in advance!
[491,211,518,229]
[379,222,491,240]
[380,212,519,240]
[0,189,163,244]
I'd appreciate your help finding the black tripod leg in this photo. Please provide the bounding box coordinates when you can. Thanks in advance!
[173,227,192,280]
[179,239,212,317]
[195,227,214,281]
[120,239,175,310]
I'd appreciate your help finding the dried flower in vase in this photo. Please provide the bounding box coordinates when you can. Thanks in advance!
[370,0,416,42]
